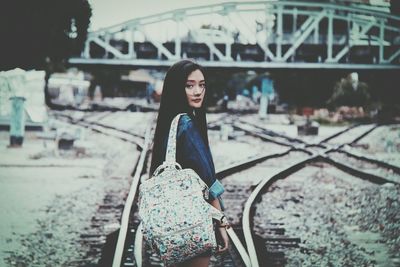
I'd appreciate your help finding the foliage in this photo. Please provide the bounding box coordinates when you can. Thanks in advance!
[0,0,92,71]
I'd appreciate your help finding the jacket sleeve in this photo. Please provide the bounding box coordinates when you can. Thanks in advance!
[176,115,224,202]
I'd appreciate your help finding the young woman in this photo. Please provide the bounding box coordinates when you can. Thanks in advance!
[150,59,229,267]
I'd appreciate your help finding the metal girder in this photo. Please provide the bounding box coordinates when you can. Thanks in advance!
[83,39,90,58]
[184,19,233,61]
[69,58,400,69]
[333,21,375,62]
[276,5,283,59]
[226,10,275,60]
[72,1,400,68]
[192,32,232,61]
[388,49,400,63]
[327,9,334,62]
[142,31,177,60]
[127,27,137,59]
[92,37,129,59]
[175,18,182,58]
[282,12,324,61]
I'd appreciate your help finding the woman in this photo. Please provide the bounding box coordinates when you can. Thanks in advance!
[150,59,229,267]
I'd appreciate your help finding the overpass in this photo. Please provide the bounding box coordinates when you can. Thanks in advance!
[69,0,400,69]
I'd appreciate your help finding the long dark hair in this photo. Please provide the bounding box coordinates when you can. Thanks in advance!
[150,59,210,174]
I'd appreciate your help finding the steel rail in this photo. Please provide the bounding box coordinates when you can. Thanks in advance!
[236,121,398,172]
[319,123,361,144]
[321,154,399,184]
[77,121,145,150]
[126,122,308,266]
[335,148,400,174]
[237,119,309,145]
[217,149,302,179]
[346,124,379,147]
[53,112,145,150]
[241,150,397,267]
[233,121,398,180]
[232,123,299,148]
[53,111,146,139]
[126,135,275,266]
[318,124,378,149]
[240,122,396,267]
[242,155,318,267]
[82,120,145,140]
[112,124,153,267]
[114,117,394,267]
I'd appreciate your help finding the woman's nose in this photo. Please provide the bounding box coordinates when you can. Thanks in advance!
[193,85,202,95]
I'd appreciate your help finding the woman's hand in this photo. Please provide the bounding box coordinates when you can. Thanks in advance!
[216,226,229,253]
[209,197,229,253]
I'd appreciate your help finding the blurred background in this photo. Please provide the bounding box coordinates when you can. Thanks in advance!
[0,0,399,266]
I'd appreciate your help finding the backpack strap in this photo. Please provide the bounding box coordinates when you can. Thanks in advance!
[164,113,186,165]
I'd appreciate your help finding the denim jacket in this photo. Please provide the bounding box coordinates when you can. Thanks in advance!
[162,114,225,207]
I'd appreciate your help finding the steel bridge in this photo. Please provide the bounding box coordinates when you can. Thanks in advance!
[69,0,400,69]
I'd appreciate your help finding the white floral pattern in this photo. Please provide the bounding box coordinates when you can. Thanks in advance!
[138,114,223,266]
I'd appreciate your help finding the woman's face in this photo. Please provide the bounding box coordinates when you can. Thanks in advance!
[185,69,206,109]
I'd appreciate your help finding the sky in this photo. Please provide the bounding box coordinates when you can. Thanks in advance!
[88,0,257,31]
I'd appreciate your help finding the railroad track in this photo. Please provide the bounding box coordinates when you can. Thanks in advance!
[47,110,151,265]
[50,111,252,266]
[237,122,399,267]
[243,156,399,266]
[122,118,314,266]
[200,119,399,266]
[236,119,308,147]
[80,112,398,266]
[113,133,255,267]
[112,115,296,267]
[236,120,400,178]
[51,111,146,150]
[117,130,268,267]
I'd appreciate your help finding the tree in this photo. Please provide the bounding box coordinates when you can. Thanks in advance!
[0,0,92,107]
[390,0,400,34]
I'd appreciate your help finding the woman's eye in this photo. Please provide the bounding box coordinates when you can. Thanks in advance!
[200,84,206,88]
[185,84,194,89]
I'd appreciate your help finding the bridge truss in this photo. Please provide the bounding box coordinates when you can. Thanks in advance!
[69,0,400,69]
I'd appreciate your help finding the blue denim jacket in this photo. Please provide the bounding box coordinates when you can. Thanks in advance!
[162,114,225,206]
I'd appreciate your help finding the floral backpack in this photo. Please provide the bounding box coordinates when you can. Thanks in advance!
[138,113,226,266]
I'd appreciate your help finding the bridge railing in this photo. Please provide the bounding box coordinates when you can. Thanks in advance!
[70,1,400,68]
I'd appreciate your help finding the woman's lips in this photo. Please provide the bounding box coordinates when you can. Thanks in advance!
[192,99,201,103]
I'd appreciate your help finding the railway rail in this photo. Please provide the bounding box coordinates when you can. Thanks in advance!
[51,111,146,150]
[70,112,398,266]
[237,122,399,267]
[211,120,397,266]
